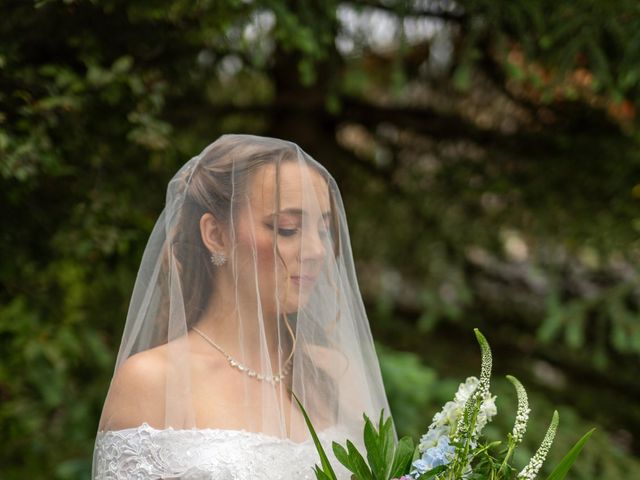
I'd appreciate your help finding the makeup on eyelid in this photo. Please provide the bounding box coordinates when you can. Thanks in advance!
[264,212,331,235]
[264,223,330,238]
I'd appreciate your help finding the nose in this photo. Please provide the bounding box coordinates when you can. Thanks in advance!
[300,229,327,263]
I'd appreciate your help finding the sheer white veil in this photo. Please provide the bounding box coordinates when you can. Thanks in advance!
[92,133,394,473]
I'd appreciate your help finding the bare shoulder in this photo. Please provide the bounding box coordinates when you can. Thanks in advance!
[99,344,169,430]
[115,345,168,391]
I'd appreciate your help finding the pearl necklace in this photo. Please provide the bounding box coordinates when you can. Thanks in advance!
[191,327,292,385]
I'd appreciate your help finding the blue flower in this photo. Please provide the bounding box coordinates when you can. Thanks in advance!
[410,436,456,478]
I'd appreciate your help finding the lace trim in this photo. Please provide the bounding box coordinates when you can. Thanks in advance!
[93,422,348,480]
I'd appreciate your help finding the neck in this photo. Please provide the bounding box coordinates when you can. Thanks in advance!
[194,275,293,371]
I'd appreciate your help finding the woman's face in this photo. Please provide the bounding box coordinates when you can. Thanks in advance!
[234,161,332,314]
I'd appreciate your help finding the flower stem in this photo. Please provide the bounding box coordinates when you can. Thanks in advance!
[451,396,481,478]
[497,440,515,478]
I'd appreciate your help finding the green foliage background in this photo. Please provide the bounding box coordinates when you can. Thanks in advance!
[1,1,639,478]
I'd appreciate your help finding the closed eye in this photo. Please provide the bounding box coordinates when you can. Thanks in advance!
[277,227,298,237]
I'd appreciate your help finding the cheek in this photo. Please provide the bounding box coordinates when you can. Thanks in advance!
[255,235,299,282]
[253,232,276,270]
[236,224,298,280]
[237,230,272,265]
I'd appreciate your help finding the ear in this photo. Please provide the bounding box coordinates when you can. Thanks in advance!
[199,212,227,254]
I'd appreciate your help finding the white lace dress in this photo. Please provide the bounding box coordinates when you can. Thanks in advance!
[92,422,352,479]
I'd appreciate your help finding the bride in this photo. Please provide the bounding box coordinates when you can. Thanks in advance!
[92,134,395,479]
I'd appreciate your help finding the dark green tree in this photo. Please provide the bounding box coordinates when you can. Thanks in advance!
[1,1,639,478]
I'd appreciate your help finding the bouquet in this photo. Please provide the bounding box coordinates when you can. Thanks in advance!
[293,329,594,480]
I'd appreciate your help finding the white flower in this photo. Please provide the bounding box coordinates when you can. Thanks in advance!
[432,400,462,428]
[419,379,480,453]
[475,392,498,435]
[518,411,559,480]
[476,330,492,398]
[454,377,479,404]
[450,376,498,441]
[507,375,530,444]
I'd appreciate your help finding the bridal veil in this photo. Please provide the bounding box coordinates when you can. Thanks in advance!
[92,134,394,476]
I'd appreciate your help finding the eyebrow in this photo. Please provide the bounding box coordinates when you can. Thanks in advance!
[271,208,332,218]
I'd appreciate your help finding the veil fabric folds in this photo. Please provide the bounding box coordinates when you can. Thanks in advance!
[92,134,395,475]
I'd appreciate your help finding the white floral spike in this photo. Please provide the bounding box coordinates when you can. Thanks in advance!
[453,330,494,443]
[518,410,560,480]
[474,329,492,397]
[506,375,530,444]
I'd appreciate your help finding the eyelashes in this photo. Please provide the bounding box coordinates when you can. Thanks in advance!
[264,222,297,237]
[277,227,298,237]
[264,223,330,238]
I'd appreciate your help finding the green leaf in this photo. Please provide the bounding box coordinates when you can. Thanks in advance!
[292,391,337,480]
[453,64,471,90]
[347,440,373,480]
[538,292,564,343]
[421,465,447,479]
[544,428,596,480]
[363,415,385,480]
[411,442,421,463]
[112,55,134,74]
[333,442,352,471]
[389,436,414,479]
[380,416,395,476]
[314,466,334,480]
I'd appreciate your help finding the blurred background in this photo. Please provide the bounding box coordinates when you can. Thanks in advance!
[1,0,639,478]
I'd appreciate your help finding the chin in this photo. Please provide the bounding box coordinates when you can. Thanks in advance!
[282,292,311,313]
